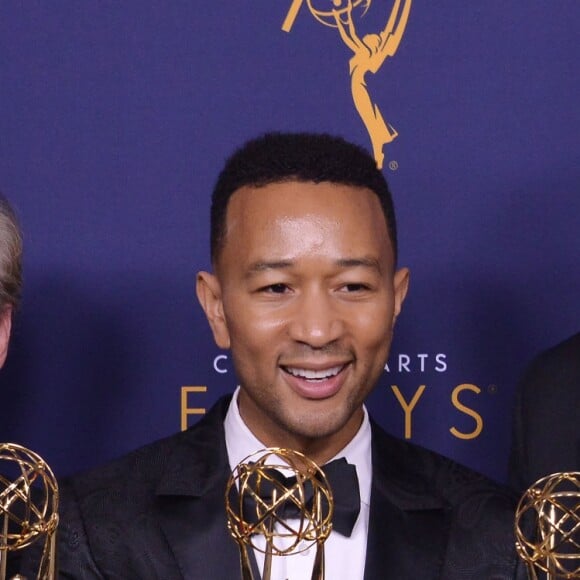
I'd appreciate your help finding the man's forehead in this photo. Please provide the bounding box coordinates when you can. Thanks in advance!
[225,179,379,218]
[216,180,393,267]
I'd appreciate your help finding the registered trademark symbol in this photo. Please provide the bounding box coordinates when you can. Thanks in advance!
[389,160,399,171]
[487,384,498,395]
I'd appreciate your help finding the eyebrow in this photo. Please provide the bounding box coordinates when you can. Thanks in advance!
[245,257,382,277]
[335,257,381,272]
[245,260,294,277]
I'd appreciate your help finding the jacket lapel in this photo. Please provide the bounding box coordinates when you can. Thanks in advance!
[364,422,451,579]
[154,396,243,580]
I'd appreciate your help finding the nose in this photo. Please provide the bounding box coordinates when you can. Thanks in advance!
[287,289,344,348]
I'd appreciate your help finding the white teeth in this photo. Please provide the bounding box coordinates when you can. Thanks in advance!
[285,365,343,380]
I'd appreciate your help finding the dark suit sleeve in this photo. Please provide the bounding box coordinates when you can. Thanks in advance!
[56,479,105,579]
[443,490,530,579]
[509,333,580,491]
[15,479,104,579]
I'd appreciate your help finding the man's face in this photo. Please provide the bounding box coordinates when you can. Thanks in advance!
[0,305,11,368]
[197,180,409,461]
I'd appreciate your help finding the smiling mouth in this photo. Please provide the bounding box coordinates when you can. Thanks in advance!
[281,364,346,382]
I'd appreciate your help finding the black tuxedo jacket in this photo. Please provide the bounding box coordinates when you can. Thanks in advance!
[46,396,525,579]
[509,331,580,491]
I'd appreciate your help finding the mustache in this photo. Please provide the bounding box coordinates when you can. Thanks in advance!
[280,342,353,360]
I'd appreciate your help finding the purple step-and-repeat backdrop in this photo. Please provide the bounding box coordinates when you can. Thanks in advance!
[0,1,578,483]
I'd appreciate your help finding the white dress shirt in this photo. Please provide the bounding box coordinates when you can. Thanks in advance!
[225,387,372,580]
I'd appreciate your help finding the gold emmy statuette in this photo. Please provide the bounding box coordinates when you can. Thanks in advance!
[0,443,59,580]
[283,0,413,169]
[515,472,580,579]
[225,448,333,580]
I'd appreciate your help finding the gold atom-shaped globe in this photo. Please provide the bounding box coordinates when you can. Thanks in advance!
[0,443,59,552]
[515,472,580,579]
[225,448,333,556]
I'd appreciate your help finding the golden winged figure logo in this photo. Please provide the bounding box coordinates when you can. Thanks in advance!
[283,0,412,169]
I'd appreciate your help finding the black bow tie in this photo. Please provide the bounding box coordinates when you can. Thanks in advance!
[242,457,360,537]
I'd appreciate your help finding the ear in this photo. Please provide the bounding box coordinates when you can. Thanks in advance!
[0,306,12,368]
[392,267,410,323]
[196,271,231,349]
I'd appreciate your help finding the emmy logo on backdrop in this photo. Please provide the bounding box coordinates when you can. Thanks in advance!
[515,472,580,579]
[0,444,58,580]
[283,0,412,169]
[225,448,333,580]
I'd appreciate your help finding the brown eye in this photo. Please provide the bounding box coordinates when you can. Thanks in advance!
[343,283,368,292]
[265,284,289,294]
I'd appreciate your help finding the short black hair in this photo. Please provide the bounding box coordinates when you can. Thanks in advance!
[210,132,398,263]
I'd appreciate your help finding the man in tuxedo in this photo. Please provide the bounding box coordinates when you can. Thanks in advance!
[0,193,24,576]
[53,133,526,578]
[0,194,21,369]
[509,331,580,491]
